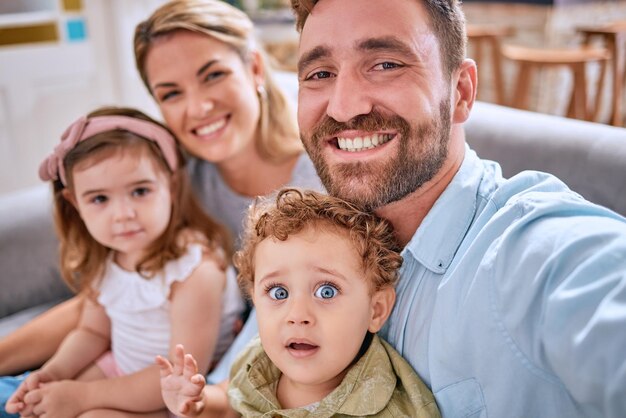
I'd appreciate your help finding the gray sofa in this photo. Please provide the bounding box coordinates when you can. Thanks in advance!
[1,101,626,337]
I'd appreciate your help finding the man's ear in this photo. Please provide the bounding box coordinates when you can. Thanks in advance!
[368,286,396,333]
[452,58,477,124]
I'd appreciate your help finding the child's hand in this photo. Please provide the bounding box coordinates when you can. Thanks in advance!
[4,369,56,415]
[157,344,207,417]
[23,380,86,418]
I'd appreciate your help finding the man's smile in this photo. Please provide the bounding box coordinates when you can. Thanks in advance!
[336,132,395,152]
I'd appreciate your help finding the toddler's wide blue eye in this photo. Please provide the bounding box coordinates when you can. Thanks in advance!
[315,284,338,299]
[269,286,289,300]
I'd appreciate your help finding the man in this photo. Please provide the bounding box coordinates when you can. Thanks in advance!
[293,0,626,417]
[161,0,626,417]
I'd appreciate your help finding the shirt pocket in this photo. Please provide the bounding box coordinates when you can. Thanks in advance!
[434,378,486,418]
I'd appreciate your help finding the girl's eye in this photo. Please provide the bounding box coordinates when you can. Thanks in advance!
[132,187,150,197]
[314,284,338,299]
[91,195,107,204]
[268,286,289,300]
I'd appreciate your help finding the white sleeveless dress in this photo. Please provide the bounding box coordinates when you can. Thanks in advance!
[96,243,245,374]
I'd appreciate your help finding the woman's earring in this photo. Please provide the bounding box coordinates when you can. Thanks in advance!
[257,84,267,99]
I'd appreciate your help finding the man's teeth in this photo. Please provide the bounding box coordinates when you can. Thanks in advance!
[196,118,226,136]
[337,133,392,152]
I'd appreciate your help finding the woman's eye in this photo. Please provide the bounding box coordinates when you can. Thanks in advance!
[268,286,289,300]
[314,284,338,299]
[204,71,226,82]
[159,91,179,102]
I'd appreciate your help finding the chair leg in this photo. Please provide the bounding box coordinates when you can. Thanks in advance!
[570,62,589,120]
[475,38,484,101]
[607,35,624,126]
[590,58,607,122]
[490,38,506,106]
[512,62,532,110]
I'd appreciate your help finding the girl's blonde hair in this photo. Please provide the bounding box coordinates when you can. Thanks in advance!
[234,188,403,298]
[53,106,232,295]
[134,0,302,162]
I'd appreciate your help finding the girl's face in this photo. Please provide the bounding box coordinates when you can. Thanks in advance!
[145,30,264,166]
[67,148,173,270]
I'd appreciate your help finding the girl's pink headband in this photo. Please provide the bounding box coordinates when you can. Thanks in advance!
[39,115,179,186]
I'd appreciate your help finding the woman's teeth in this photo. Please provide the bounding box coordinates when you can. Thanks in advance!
[337,133,393,152]
[196,117,226,136]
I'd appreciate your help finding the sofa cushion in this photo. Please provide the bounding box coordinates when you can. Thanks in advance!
[466,102,626,216]
[0,185,71,324]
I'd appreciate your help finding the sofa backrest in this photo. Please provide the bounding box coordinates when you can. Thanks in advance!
[466,102,626,217]
[0,185,70,320]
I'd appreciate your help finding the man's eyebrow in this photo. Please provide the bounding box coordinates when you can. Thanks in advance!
[357,36,414,56]
[297,45,331,76]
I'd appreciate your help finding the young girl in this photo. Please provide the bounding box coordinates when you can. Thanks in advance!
[157,189,440,418]
[5,107,244,418]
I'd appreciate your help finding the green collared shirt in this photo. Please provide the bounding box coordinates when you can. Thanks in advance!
[228,335,440,417]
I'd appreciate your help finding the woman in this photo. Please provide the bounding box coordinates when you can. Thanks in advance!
[1,1,321,417]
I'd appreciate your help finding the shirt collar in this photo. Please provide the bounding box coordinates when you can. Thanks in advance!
[244,335,396,417]
[403,145,484,273]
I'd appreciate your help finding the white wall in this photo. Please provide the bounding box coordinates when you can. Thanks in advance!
[0,0,168,196]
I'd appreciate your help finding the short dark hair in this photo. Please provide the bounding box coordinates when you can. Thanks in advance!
[291,0,466,76]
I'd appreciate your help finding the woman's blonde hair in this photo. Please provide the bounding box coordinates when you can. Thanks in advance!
[234,188,403,298]
[134,0,302,162]
[53,106,232,295]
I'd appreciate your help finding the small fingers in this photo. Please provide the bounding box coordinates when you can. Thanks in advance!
[25,373,42,391]
[172,344,186,376]
[180,399,205,416]
[6,384,26,408]
[191,373,205,388]
[189,399,206,416]
[155,355,173,377]
[22,388,43,406]
[182,353,199,379]
[3,399,24,414]
[18,401,36,417]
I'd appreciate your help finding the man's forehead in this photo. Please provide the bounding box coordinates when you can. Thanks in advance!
[299,0,430,52]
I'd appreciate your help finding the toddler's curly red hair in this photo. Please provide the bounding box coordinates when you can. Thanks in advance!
[234,188,402,298]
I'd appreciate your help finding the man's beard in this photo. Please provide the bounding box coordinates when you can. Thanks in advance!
[302,99,451,211]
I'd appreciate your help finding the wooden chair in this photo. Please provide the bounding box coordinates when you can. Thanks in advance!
[577,20,626,127]
[264,40,298,73]
[467,24,514,106]
[501,44,609,121]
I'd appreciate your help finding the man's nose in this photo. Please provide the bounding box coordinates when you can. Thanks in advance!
[326,70,374,123]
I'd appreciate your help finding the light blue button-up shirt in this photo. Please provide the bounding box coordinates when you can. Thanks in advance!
[211,146,626,418]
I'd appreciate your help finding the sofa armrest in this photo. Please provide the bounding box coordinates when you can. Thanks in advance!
[0,185,71,321]
[466,101,626,216]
